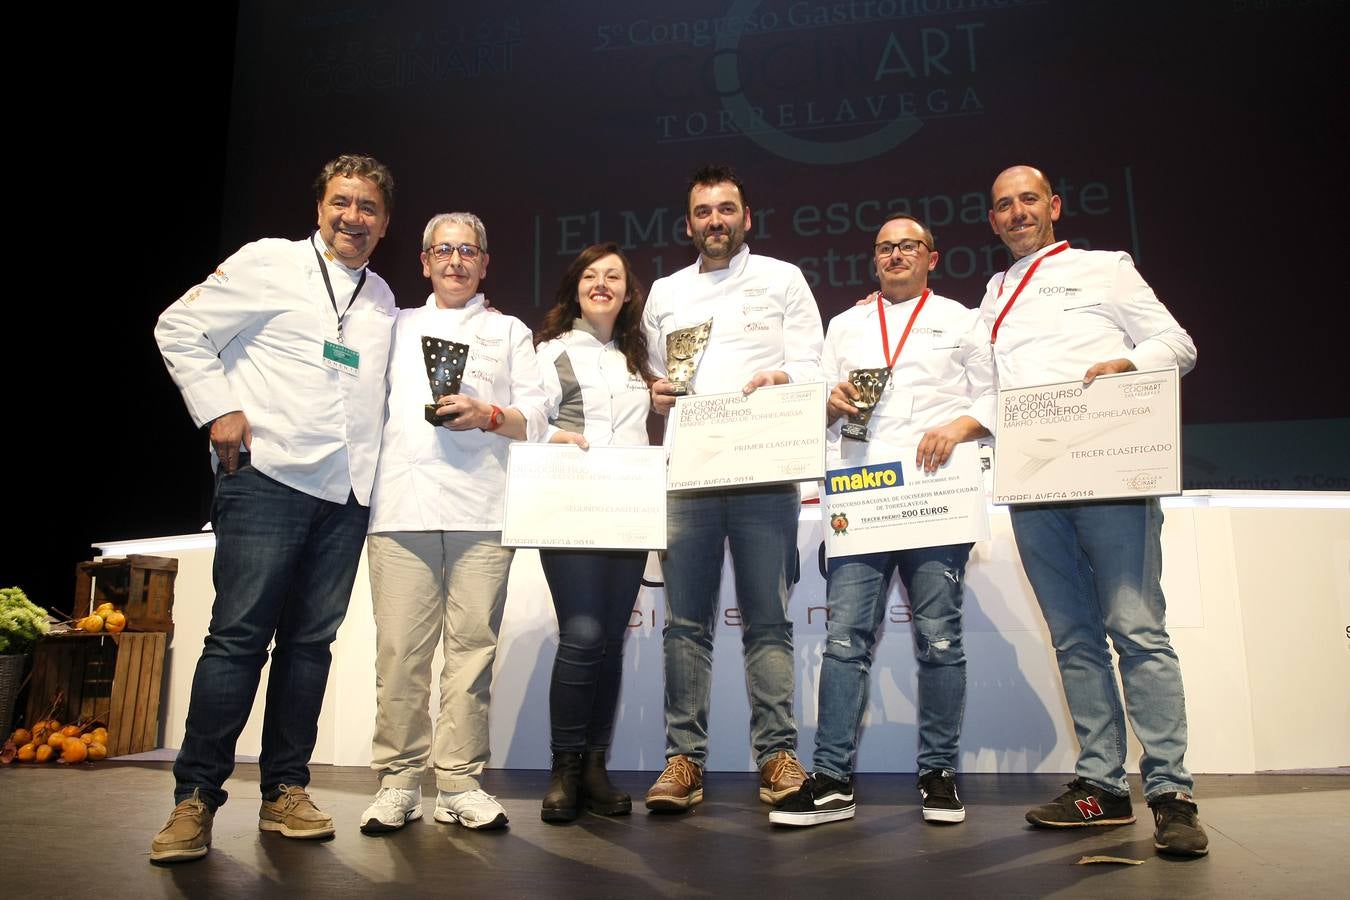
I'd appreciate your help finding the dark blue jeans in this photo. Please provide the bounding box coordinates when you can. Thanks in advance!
[173,460,368,809]
[814,543,971,781]
[540,548,646,754]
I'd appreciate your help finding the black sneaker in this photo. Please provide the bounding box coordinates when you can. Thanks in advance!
[1149,792,1209,857]
[1025,778,1135,827]
[768,773,856,827]
[918,770,965,824]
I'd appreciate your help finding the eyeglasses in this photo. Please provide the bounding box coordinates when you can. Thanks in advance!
[874,239,930,258]
[427,242,484,261]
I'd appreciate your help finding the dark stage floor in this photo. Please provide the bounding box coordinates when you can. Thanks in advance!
[1,764,1345,898]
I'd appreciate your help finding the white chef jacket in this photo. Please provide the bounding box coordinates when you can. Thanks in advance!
[642,243,823,444]
[824,291,995,462]
[536,320,651,447]
[977,241,1196,391]
[154,232,396,505]
[368,294,549,533]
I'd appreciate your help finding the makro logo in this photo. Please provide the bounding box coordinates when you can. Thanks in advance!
[827,463,902,494]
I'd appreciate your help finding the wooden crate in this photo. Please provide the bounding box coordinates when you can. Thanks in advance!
[24,632,168,757]
[73,554,177,633]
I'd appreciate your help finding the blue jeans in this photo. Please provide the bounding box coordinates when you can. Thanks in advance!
[173,459,368,809]
[1010,498,1193,799]
[814,543,971,781]
[540,548,646,754]
[661,483,800,769]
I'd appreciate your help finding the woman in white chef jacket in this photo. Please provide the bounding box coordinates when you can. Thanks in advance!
[533,242,655,823]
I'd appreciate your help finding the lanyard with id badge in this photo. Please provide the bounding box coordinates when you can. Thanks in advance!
[315,242,366,376]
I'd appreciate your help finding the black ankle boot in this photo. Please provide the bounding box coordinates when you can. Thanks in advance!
[581,749,632,815]
[541,752,584,823]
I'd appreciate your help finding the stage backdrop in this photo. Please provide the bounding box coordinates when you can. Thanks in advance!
[211,0,1349,489]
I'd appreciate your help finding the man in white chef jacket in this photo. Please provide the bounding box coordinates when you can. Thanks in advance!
[641,164,824,812]
[769,214,993,829]
[979,164,1206,858]
[150,154,397,863]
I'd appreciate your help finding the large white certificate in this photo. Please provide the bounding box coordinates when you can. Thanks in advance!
[502,444,667,549]
[823,443,990,558]
[667,381,827,491]
[993,367,1181,504]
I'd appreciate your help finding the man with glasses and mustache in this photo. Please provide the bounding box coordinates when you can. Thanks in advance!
[770,214,994,828]
[358,212,548,836]
[642,164,824,812]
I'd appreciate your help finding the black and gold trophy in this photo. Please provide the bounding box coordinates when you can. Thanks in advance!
[423,337,470,425]
[665,319,713,396]
[840,368,891,442]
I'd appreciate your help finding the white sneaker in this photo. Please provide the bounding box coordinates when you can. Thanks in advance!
[360,786,423,835]
[434,788,509,830]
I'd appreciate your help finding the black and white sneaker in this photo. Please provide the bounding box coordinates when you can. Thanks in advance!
[1026,778,1134,827]
[769,772,856,827]
[918,770,965,824]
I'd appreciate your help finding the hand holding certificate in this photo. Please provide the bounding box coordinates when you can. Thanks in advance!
[823,443,990,558]
[667,382,827,491]
[993,367,1181,504]
[503,444,667,549]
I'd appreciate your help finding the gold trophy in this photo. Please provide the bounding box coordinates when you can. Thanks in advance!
[423,337,470,425]
[840,368,891,441]
[665,319,713,396]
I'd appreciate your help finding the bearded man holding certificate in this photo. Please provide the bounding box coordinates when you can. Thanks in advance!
[642,164,824,812]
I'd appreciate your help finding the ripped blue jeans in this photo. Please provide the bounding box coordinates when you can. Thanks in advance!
[813,543,971,780]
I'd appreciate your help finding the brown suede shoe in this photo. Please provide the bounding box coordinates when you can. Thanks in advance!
[149,789,213,863]
[258,784,335,839]
[645,754,704,811]
[759,750,808,804]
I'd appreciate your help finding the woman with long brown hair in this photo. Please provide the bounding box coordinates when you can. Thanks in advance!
[533,242,654,822]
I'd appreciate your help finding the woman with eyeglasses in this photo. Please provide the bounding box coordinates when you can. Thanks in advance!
[532,242,656,823]
[360,212,550,836]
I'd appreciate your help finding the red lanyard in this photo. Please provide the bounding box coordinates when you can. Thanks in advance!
[989,241,1069,344]
[878,288,929,369]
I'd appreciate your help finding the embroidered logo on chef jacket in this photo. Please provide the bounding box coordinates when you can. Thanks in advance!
[477,336,503,347]
[210,268,230,284]
[182,287,202,305]
[743,287,768,296]
[742,302,769,315]
[1036,285,1081,295]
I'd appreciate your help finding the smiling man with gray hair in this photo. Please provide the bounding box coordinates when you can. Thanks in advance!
[152,153,397,863]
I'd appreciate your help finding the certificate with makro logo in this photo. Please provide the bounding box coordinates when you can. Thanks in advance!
[993,367,1181,505]
[502,444,667,549]
[823,443,990,559]
[667,381,827,491]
